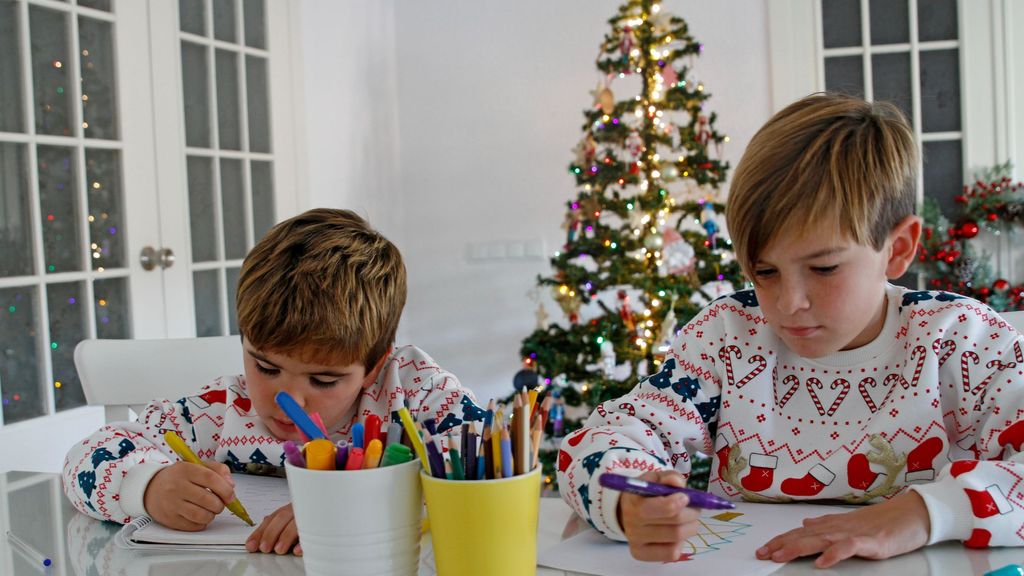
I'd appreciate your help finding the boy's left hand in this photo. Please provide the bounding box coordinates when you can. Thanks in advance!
[755,490,930,568]
[246,503,302,555]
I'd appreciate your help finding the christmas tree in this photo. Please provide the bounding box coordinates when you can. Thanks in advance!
[518,0,745,490]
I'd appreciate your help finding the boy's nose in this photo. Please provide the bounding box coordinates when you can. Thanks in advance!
[777,280,811,314]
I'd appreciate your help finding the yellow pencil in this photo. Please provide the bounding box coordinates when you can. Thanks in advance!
[397,407,431,474]
[163,431,254,526]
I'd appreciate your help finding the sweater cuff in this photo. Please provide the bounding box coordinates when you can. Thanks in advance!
[596,471,634,542]
[909,479,974,544]
[121,463,169,519]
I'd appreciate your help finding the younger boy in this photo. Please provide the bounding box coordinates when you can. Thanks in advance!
[64,208,483,555]
[557,93,1024,567]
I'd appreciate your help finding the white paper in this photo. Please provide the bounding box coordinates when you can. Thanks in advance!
[538,501,844,576]
[116,473,289,551]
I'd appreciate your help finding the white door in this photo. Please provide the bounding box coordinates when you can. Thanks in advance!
[0,0,302,472]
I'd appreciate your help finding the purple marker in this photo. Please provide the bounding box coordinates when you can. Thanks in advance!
[598,472,735,510]
[282,440,305,468]
[335,441,349,469]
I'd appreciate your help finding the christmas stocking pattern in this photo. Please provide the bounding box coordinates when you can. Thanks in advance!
[713,433,733,481]
[847,453,886,491]
[998,420,1024,453]
[740,453,778,492]
[781,463,835,497]
[904,436,943,482]
[964,484,1013,519]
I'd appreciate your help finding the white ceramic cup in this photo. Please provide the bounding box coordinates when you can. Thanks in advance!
[285,459,422,576]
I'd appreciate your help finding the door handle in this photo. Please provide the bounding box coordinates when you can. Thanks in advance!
[140,246,176,270]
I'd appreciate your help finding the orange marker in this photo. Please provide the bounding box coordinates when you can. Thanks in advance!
[305,438,337,470]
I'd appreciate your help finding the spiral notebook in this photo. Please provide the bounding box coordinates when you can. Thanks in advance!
[115,474,289,551]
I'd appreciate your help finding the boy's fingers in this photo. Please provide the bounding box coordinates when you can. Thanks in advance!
[187,465,237,505]
[203,460,235,483]
[183,481,227,514]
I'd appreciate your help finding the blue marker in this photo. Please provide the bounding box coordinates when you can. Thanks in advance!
[986,565,1024,576]
[274,391,327,441]
[6,531,52,567]
[351,422,364,450]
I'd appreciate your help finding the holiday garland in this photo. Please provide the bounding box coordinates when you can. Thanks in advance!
[915,163,1024,311]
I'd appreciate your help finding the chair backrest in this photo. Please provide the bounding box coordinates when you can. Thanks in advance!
[1003,310,1024,332]
[74,336,244,422]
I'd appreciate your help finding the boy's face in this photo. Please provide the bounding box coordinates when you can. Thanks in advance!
[242,339,381,441]
[751,217,919,359]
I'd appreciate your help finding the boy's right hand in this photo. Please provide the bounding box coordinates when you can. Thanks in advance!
[617,469,701,562]
[144,461,236,531]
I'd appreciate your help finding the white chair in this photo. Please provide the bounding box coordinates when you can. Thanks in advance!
[74,336,244,423]
[1003,310,1024,332]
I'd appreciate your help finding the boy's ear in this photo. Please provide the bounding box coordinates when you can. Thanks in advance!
[361,354,388,389]
[885,215,922,279]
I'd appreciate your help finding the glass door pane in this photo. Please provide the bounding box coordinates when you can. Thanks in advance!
[178,0,275,337]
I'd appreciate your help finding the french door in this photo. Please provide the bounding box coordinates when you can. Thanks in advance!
[0,0,301,471]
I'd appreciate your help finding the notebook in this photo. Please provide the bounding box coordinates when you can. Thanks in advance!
[115,473,289,551]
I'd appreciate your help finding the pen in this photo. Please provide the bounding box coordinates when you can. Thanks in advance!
[598,472,735,509]
[163,431,255,525]
[345,447,365,470]
[274,391,327,441]
[6,531,52,568]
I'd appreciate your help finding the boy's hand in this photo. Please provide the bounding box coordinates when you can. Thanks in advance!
[617,469,702,562]
[756,490,931,568]
[246,503,301,555]
[144,460,236,531]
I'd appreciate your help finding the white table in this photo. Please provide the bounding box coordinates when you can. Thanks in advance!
[1,471,1019,575]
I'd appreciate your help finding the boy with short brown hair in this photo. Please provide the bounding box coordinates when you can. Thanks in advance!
[64,208,483,556]
[558,93,1024,567]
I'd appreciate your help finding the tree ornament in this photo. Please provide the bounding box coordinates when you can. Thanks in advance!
[575,133,598,166]
[994,279,1011,293]
[643,233,664,249]
[695,114,711,145]
[660,227,696,276]
[656,299,679,353]
[617,289,636,331]
[955,257,976,284]
[625,131,644,159]
[598,88,616,115]
[513,368,539,392]
[958,220,980,239]
[599,340,616,378]
[553,287,582,324]
[535,301,549,330]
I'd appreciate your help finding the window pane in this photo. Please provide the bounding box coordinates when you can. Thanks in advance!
[30,6,73,136]
[94,276,130,339]
[220,158,246,259]
[243,0,265,49]
[0,0,24,133]
[179,0,205,36]
[251,160,274,241]
[824,55,864,97]
[181,41,211,148]
[38,145,82,273]
[226,266,240,335]
[78,17,117,140]
[920,49,961,132]
[213,0,237,43]
[923,139,963,219]
[78,0,112,11]
[822,0,862,49]
[918,0,957,42]
[215,49,241,150]
[194,269,223,337]
[0,287,44,424]
[47,281,87,412]
[869,0,908,45]
[872,52,911,122]
[187,156,217,262]
[85,148,125,270]
[0,143,34,277]
[246,55,271,153]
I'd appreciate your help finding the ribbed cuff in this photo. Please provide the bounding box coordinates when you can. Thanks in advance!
[910,479,974,544]
[121,463,170,520]
[596,473,632,542]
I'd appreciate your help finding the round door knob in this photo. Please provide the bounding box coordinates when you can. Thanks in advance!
[140,246,176,270]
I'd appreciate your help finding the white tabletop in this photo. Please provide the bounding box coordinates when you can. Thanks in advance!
[1,471,1019,575]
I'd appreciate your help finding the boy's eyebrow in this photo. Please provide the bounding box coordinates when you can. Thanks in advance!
[247,349,351,378]
[797,247,848,261]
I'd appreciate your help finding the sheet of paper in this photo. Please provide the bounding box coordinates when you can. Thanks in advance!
[538,501,844,576]
[117,473,288,550]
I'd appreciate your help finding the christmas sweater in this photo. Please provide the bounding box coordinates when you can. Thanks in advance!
[63,345,485,523]
[558,284,1024,549]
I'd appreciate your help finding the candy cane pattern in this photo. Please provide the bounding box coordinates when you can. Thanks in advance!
[883,345,928,390]
[858,377,880,413]
[777,374,800,408]
[961,352,1000,396]
[717,344,766,389]
[828,378,851,416]
[932,338,956,367]
[804,377,825,415]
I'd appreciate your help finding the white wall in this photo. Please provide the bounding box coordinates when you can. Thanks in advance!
[387,1,772,401]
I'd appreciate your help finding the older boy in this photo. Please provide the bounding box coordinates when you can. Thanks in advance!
[64,208,483,555]
[557,93,1024,567]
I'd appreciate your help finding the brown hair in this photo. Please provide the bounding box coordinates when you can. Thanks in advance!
[236,208,406,369]
[725,92,918,275]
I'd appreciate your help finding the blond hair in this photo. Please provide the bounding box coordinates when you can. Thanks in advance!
[236,208,406,368]
[725,92,918,275]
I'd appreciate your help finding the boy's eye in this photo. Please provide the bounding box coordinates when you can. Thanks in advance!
[310,377,338,389]
[753,268,775,278]
[255,363,279,376]
[812,265,839,274]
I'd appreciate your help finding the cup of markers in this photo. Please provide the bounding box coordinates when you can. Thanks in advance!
[416,391,548,576]
[276,392,422,576]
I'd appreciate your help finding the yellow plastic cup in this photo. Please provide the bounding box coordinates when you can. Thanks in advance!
[421,467,541,576]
